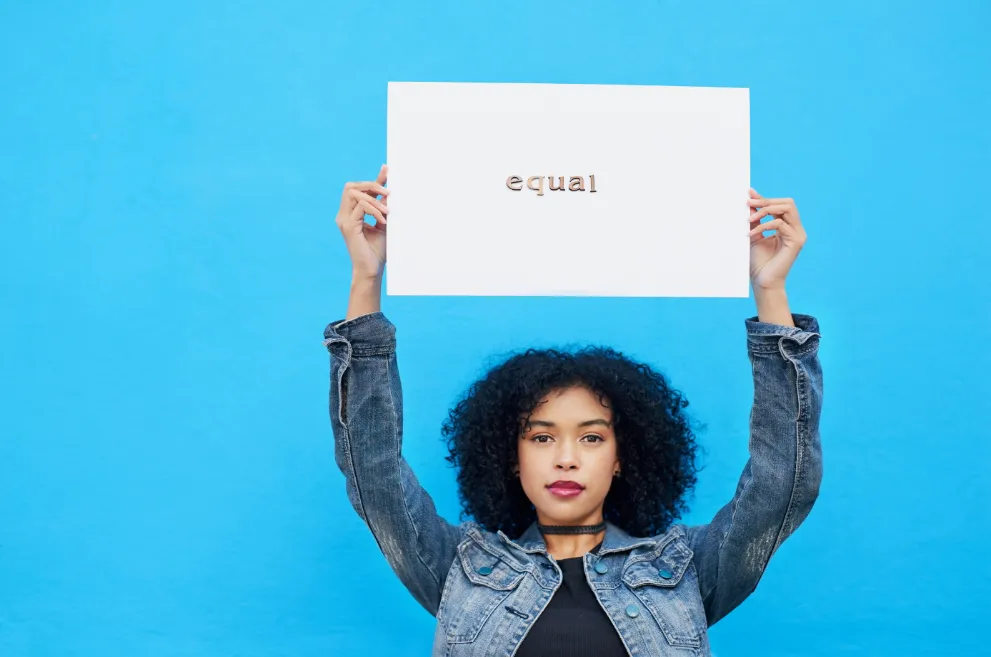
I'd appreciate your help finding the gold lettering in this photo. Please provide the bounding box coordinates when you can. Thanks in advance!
[527,176,545,196]
[508,174,596,193]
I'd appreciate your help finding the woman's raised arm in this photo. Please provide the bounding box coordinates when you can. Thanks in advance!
[325,167,466,616]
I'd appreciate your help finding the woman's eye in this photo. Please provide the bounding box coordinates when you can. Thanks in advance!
[532,434,552,443]
[582,434,604,443]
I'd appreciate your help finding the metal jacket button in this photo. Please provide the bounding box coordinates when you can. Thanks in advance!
[658,569,673,579]
[626,604,640,618]
[478,566,493,576]
[594,562,609,574]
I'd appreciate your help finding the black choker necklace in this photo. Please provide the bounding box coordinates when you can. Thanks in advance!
[538,522,607,535]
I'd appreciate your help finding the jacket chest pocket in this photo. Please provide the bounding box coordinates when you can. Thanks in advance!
[438,540,527,645]
[621,538,705,651]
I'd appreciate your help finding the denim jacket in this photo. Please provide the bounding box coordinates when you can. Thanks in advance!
[324,311,823,656]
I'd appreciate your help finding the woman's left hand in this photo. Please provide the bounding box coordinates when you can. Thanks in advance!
[748,189,807,290]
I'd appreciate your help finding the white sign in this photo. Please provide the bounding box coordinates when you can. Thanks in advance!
[385,82,750,297]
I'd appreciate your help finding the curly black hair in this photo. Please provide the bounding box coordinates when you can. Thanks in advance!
[442,345,701,539]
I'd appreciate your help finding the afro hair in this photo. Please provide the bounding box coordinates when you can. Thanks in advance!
[442,345,701,538]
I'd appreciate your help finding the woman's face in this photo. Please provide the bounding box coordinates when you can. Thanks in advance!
[516,386,620,527]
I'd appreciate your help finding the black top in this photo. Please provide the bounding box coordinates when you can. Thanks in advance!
[515,545,628,657]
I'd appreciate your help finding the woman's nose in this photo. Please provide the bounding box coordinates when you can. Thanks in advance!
[554,443,579,470]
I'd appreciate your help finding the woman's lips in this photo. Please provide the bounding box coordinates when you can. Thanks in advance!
[547,481,585,498]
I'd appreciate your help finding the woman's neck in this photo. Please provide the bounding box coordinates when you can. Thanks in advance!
[543,530,606,560]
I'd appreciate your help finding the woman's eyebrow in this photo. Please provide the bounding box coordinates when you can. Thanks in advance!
[525,418,611,428]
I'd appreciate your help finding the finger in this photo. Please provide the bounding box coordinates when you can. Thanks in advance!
[362,187,387,202]
[343,181,390,201]
[749,217,788,237]
[749,205,793,225]
[748,196,794,207]
[344,182,389,196]
[750,199,802,229]
[361,181,389,207]
[364,220,386,235]
[371,166,389,209]
[349,188,389,216]
[362,183,388,206]
[354,197,387,224]
[749,189,762,219]
[750,220,800,247]
[347,197,386,225]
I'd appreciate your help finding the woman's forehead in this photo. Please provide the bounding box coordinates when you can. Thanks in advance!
[523,387,614,425]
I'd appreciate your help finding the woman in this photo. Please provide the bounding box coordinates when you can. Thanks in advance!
[324,165,822,656]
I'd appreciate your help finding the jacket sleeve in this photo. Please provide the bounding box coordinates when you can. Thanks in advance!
[323,311,466,616]
[685,313,823,626]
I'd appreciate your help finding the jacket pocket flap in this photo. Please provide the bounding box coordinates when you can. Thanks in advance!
[458,541,525,591]
[621,537,693,588]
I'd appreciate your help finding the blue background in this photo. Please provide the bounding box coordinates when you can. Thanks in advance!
[1,1,989,655]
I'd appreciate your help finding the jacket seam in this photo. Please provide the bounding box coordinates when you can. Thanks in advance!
[708,351,761,602]
[435,551,461,624]
[387,356,444,597]
[712,442,753,603]
[352,344,396,357]
[711,342,808,607]
[466,531,531,573]
[750,341,808,589]
[747,341,817,356]
[329,310,385,333]
[774,342,809,552]
[337,352,372,527]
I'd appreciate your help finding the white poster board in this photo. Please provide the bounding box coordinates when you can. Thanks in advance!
[385,82,750,297]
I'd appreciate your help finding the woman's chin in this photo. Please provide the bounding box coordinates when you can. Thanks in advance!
[534,505,603,526]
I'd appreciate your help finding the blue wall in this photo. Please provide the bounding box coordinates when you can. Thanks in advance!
[1,2,988,655]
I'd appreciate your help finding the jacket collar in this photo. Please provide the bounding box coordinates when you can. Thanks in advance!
[498,521,663,555]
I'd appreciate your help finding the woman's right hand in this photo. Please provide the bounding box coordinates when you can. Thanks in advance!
[335,165,389,280]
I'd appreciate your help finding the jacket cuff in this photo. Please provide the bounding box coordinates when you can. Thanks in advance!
[323,311,396,356]
[745,313,820,353]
